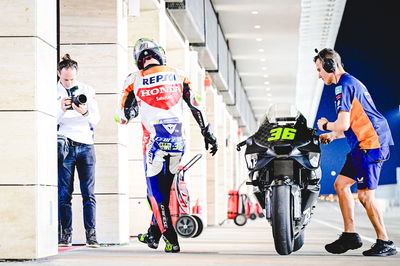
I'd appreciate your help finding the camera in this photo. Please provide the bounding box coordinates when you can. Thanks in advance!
[67,94,87,110]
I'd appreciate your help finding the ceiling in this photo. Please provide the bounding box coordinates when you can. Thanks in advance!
[211,0,346,123]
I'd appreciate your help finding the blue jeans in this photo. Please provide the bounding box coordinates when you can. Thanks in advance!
[58,144,96,232]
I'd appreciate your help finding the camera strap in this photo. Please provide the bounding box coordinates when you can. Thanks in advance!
[66,85,79,97]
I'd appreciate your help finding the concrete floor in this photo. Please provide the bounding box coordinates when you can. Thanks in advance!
[1,201,399,265]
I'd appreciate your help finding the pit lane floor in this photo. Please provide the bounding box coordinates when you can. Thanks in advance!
[1,201,399,265]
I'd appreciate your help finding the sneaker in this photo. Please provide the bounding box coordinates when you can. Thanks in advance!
[163,236,180,253]
[58,228,72,247]
[363,239,397,256]
[85,229,100,248]
[138,233,159,249]
[325,232,363,254]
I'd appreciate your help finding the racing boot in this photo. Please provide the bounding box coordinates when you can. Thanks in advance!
[163,236,180,253]
[138,225,161,249]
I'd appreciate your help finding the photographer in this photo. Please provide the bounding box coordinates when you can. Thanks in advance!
[57,54,101,248]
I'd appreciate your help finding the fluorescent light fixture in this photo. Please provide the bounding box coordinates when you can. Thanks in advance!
[251,10,259,15]
[258,48,264,52]
[263,74,269,78]
[265,88,271,92]
[264,81,270,85]
[256,38,263,42]
[262,67,267,70]
[254,25,261,29]
[260,58,266,62]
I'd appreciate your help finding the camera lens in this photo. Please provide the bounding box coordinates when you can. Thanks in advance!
[73,94,87,106]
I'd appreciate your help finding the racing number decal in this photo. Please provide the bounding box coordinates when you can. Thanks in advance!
[268,128,297,141]
[282,128,297,140]
[268,128,283,141]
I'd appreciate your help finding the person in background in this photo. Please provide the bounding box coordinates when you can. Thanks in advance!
[115,38,218,253]
[315,48,396,256]
[57,54,101,248]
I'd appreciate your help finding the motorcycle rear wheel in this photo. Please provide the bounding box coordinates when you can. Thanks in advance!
[270,185,293,255]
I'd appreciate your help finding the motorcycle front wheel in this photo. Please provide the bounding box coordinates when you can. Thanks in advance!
[293,230,305,252]
[270,185,293,255]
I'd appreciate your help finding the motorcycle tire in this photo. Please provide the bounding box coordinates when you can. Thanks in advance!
[234,214,247,226]
[250,213,257,220]
[175,215,198,238]
[293,230,305,252]
[191,215,204,238]
[270,185,293,255]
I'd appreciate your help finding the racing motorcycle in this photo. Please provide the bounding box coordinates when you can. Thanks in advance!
[236,105,321,255]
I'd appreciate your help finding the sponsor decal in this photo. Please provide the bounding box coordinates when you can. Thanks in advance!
[142,73,177,85]
[163,124,177,134]
[335,86,342,95]
[357,177,364,183]
[137,84,183,110]
[336,99,342,110]
[160,204,168,228]
[158,117,179,124]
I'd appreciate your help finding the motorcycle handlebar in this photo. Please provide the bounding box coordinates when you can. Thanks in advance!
[236,140,247,151]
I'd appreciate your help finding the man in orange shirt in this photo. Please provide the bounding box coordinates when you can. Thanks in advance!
[315,48,396,256]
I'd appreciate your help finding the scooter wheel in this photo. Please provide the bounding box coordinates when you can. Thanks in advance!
[234,214,247,226]
[250,213,257,220]
[175,215,198,238]
[191,215,204,238]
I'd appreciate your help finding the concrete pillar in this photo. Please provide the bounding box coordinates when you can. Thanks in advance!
[215,96,227,224]
[0,0,57,259]
[187,51,208,225]
[205,86,218,225]
[59,0,129,244]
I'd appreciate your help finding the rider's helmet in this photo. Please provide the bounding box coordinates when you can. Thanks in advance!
[133,38,166,70]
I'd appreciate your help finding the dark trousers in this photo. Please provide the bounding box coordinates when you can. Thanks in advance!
[58,144,96,232]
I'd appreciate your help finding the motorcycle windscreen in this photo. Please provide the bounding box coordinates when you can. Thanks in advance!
[273,160,294,177]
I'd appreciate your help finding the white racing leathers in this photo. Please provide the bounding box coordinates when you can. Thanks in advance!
[115,65,207,243]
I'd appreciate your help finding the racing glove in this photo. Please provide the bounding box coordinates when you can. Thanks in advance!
[201,124,218,156]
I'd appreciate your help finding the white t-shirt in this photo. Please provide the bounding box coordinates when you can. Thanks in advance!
[57,80,100,144]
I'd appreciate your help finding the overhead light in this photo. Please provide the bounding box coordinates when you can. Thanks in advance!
[263,74,269,78]
[267,93,272,97]
[256,38,263,42]
[251,10,259,15]
[261,67,267,70]
[254,25,261,29]
[260,58,266,62]
[265,87,271,92]
[258,48,264,52]
[264,81,270,85]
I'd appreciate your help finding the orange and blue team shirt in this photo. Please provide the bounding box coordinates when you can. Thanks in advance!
[334,73,394,150]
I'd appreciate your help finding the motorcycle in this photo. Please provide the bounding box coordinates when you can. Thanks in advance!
[236,105,321,255]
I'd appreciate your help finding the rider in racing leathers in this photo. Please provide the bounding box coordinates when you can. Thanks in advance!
[115,38,218,253]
